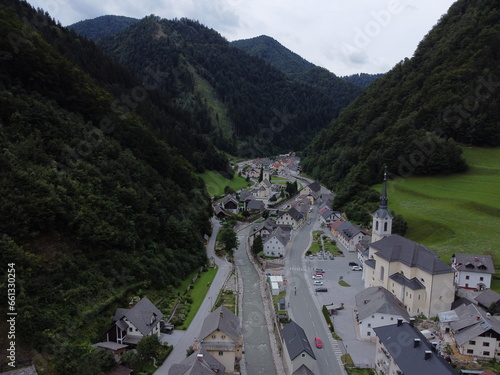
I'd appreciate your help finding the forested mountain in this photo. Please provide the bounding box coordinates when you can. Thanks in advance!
[90,17,361,157]
[341,73,384,88]
[230,35,315,75]
[0,1,218,372]
[301,0,500,224]
[68,15,139,40]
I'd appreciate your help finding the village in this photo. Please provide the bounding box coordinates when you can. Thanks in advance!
[87,153,499,375]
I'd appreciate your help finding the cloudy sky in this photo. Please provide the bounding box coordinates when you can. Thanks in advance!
[26,0,456,76]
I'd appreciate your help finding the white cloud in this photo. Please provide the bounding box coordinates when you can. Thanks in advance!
[26,0,456,75]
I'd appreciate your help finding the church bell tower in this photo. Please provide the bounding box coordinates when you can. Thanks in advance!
[371,170,394,242]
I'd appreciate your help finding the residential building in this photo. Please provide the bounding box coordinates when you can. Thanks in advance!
[221,194,239,212]
[263,227,290,257]
[276,207,304,230]
[168,349,225,375]
[363,234,455,317]
[475,290,500,313]
[374,321,458,375]
[441,303,500,359]
[106,297,163,346]
[452,253,495,290]
[337,221,365,252]
[355,286,411,340]
[281,320,317,375]
[198,306,242,372]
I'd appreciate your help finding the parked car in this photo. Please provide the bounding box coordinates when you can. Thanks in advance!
[348,262,358,267]
[329,255,335,260]
[307,220,311,225]
[312,274,324,279]
[315,287,328,292]
[314,337,323,348]
[351,265,363,271]
[309,255,314,259]
[313,280,324,286]
[315,268,325,273]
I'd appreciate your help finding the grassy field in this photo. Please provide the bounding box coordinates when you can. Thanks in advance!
[200,170,250,197]
[376,147,500,261]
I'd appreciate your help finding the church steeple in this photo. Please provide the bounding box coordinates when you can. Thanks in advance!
[371,169,393,243]
[379,170,388,209]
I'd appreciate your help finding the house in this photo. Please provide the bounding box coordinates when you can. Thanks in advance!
[263,227,291,257]
[452,253,495,290]
[337,221,365,252]
[363,234,455,318]
[475,290,500,313]
[374,321,458,375]
[249,218,292,243]
[444,303,500,359]
[355,286,411,340]
[292,364,315,375]
[327,220,344,237]
[252,179,272,198]
[214,203,230,220]
[318,207,338,224]
[245,197,265,212]
[221,194,239,212]
[92,341,128,362]
[198,306,242,372]
[276,207,304,230]
[281,320,317,375]
[106,297,163,345]
[168,349,225,375]
[301,181,321,197]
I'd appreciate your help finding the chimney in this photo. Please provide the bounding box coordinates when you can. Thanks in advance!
[431,342,438,352]
[397,318,403,327]
[413,338,421,348]
[197,354,204,361]
[409,318,415,327]
[220,311,224,318]
[424,350,432,360]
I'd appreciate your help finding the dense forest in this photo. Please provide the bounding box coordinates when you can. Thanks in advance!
[301,0,500,225]
[340,73,385,88]
[0,1,219,373]
[68,15,139,40]
[78,16,362,157]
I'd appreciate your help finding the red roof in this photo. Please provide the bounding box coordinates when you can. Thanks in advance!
[328,220,344,230]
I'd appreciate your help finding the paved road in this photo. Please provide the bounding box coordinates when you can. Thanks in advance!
[155,217,232,374]
[286,207,346,375]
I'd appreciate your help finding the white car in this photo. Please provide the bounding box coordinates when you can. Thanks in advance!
[312,274,324,279]
[351,265,363,271]
[313,280,324,286]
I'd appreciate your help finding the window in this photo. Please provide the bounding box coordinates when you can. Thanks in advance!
[375,221,379,231]
[483,342,490,347]
[480,277,484,281]
[418,295,421,300]
[484,351,490,356]
[218,351,223,356]
[367,331,371,336]
[465,275,470,280]
[380,266,385,281]
[384,222,388,231]
[368,323,371,327]
[381,316,384,319]
[469,340,476,345]
[467,349,474,354]
[221,335,226,339]
[212,335,216,339]
[301,353,306,358]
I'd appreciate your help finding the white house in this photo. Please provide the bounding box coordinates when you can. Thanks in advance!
[337,221,365,252]
[275,207,304,230]
[107,297,163,345]
[452,253,495,291]
[263,227,290,257]
[282,320,317,375]
[355,286,411,340]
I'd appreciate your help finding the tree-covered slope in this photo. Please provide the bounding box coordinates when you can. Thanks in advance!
[301,0,499,223]
[230,35,315,75]
[341,73,384,88]
[0,1,213,372]
[68,15,139,40]
[95,17,361,157]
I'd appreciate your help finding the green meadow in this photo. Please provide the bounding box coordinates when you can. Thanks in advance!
[378,147,500,261]
[200,170,250,197]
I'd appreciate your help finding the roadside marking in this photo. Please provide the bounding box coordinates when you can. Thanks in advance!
[289,267,304,272]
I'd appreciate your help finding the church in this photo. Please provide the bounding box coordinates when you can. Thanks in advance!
[362,173,455,318]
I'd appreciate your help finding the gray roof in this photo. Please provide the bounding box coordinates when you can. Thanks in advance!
[246,198,265,211]
[168,349,225,375]
[451,303,500,346]
[306,181,321,193]
[355,287,411,321]
[374,323,458,375]
[453,253,495,274]
[292,364,315,375]
[364,259,376,269]
[93,341,128,351]
[221,194,238,206]
[282,320,316,361]
[279,207,303,222]
[337,221,363,240]
[475,289,500,308]
[320,208,334,219]
[370,235,453,275]
[265,227,291,247]
[199,306,240,342]
[389,272,426,290]
[114,297,163,336]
